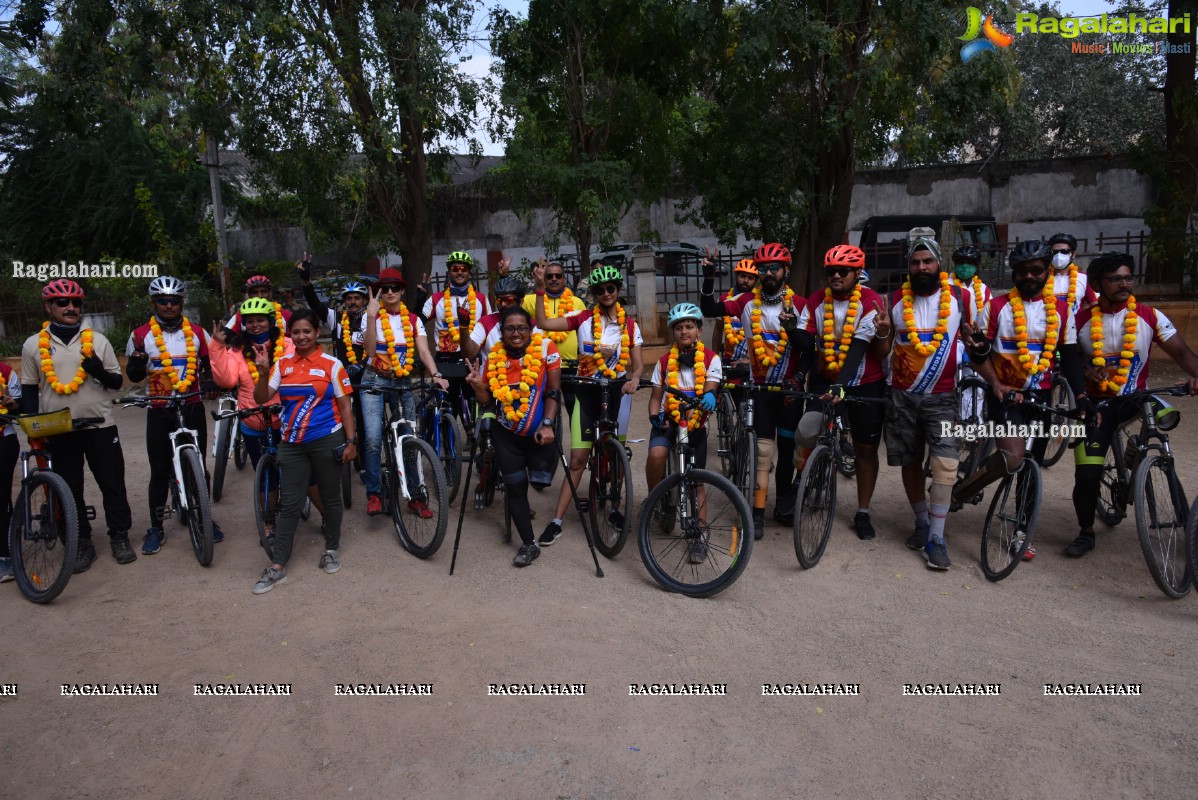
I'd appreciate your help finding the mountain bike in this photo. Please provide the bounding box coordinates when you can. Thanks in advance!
[415,384,470,506]
[211,390,237,502]
[472,413,513,542]
[721,368,758,504]
[1040,373,1076,468]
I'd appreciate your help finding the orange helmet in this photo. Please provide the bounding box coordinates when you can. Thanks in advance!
[824,244,866,269]
[734,258,758,276]
[754,242,791,266]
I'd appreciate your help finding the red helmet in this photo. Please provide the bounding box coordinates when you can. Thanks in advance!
[754,242,791,266]
[43,279,85,300]
[245,275,273,290]
[824,244,866,269]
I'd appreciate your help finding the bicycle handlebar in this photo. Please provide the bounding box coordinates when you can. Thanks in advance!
[211,403,282,421]
[113,391,202,407]
[561,374,629,387]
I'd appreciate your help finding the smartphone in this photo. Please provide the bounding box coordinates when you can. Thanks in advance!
[332,443,348,461]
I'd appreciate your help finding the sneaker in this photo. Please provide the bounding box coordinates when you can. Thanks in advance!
[538,521,563,547]
[687,537,709,564]
[73,539,98,574]
[513,542,541,567]
[253,566,288,594]
[773,489,797,527]
[366,494,384,516]
[1022,544,1037,561]
[110,535,137,565]
[212,523,224,544]
[853,511,876,541]
[319,550,341,574]
[407,500,433,519]
[142,527,164,555]
[0,557,14,583]
[924,540,951,570]
[1064,533,1096,558]
[752,509,765,540]
[905,522,930,551]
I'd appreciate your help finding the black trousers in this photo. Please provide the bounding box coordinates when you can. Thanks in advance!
[44,425,133,540]
[146,404,209,526]
[0,435,17,557]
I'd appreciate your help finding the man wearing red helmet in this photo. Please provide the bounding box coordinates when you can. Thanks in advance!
[225,274,293,333]
[18,280,136,572]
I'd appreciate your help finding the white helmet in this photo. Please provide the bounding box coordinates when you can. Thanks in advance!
[148,276,186,297]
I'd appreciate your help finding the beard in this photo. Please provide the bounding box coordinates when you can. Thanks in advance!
[1015,278,1047,298]
[910,272,940,294]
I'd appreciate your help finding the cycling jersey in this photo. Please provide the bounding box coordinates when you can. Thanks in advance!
[980,293,1076,391]
[523,292,582,362]
[885,285,973,395]
[650,348,723,430]
[1076,300,1177,397]
[267,351,352,442]
[472,312,543,365]
[564,307,643,378]
[368,309,426,375]
[1051,265,1096,317]
[799,287,884,386]
[491,338,561,436]
[951,275,992,318]
[209,335,294,432]
[422,288,490,353]
[127,320,210,405]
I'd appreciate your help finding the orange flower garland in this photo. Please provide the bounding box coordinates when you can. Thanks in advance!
[751,286,796,369]
[340,311,358,365]
[666,341,707,432]
[592,305,631,378]
[543,290,577,344]
[723,288,744,352]
[272,301,286,332]
[149,316,198,392]
[39,322,94,395]
[953,275,986,316]
[245,331,286,383]
[487,333,544,424]
[1061,264,1079,312]
[1089,297,1138,395]
[442,285,477,347]
[379,306,416,378]
[821,286,860,374]
[1009,288,1059,377]
[901,272,953,357]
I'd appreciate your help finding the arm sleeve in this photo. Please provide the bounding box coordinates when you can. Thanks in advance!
[792,329,816,377]
[20,386,39,414]
[835,338,870,385]
[564,308,593,332]
[124,333,147,382]
[302,283,330,323]
[93,338,124,391]
[699,284,728,318]
[1059,343,1087,398]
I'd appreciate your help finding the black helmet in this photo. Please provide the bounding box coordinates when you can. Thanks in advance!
[952,245,981,265]
[1008,240,1053,270]
[1086,251,1135,286]
[492,276,528,299]
[1047,232,1078,252]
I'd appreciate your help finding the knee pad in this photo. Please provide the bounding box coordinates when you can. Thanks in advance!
[757,438,776,473]
[929,455,958,487]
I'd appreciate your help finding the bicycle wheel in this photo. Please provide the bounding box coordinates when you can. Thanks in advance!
[794,445,836,569]
[10,471,78,604]
[952,436,994,511]
[430,412,466,506]
[211,416,232,502]
[180,449,214,567]
[980,459,1041,582]
[1186,497,1198,600]
[637,468,753,597]
[341,460,354,509]
[1133,454,1191,599]
[393,437,448,558]
[1041,376,1075,468]
[253,453,280,545]
[730,429,757,500]
[716,389,737,477]
[477,443,498,510]
[589,437,633,558]
[234,427,247,470]
[1096,434,1128,527]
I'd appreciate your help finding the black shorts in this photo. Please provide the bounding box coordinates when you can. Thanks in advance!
[492,422,557,488]
[648,426,709,470]
[807,378,885,446]
[752,388,803,442]
[572,381,628,447]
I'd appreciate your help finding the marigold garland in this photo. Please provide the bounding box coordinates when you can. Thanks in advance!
[39,322,94,395]
[272,301,286,332]
[245,331,286,383]
[1089,296,1139,395]
[1009,288,1059,377]
[666,341,707,432]
[821,286,860,375]
[722,288,744,353]
[591,305,631,378]
[441,285,477,348]
[149,316,198,392]
[340,311,359,365]
[379,306,416,378]
[543,290,577,344]
[953,275,986,316]
[487,332,544,424]
[751,286,796,369]
[902,272,953,357]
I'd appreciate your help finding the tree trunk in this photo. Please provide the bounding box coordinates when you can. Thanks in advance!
[1160,0,1198,284]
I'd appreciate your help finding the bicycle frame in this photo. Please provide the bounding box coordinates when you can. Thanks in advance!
[167,410,203,515]
[212,393,238,459]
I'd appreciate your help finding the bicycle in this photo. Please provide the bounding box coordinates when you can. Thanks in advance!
[560,374,634,558]
[1039,373,1076,468]
[947,365,994,512]
[715,382,739,477]
[636,384,753,596]
[211,390,237,502]
[720,368,758,505]
[470,413,513,542]
[355,383,448,558]
[415,384,469,506]
[2,410,104,603]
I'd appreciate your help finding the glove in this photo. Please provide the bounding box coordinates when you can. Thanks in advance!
[298,260,312,282]
[650,412,668,430]
[698,392,717,412]
[81,354,108,380]
[1075,395,1097,424]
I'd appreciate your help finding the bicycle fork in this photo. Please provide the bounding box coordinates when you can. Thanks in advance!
[392,421,424,502]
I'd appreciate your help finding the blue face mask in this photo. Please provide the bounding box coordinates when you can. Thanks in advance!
[954,263,978,280]
[249,330,272,345]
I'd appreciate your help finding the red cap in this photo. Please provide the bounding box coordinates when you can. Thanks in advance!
[374,268,407,289]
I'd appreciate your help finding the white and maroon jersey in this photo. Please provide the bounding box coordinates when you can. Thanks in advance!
[981,292,1076,391]
[127,319,211,405]
[1051,266,1096,318]
[0,362,20,438]
[421,287,490,353]
[885,285,973,395]
[725,291,808,384]
[799,287,884,386]
[951,276,992,318]
[1076,300,1178,397]
[650,347,724,392]
[564,307,643,378]
[471,312,542,366]
[368,309,426,375]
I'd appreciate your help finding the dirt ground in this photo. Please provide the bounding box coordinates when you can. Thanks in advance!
[3,366,1198,800]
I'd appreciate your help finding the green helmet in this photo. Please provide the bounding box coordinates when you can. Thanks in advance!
[446,251,474,269]
[240,297,276,317]
[588,264,623,286]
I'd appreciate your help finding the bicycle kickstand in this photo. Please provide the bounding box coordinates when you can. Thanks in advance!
[555,438,604,578]
[449,431,480,577]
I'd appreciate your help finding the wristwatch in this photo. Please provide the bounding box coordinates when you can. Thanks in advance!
[433,372,443,379]
[541,417,556,428]
[345,437,357,445]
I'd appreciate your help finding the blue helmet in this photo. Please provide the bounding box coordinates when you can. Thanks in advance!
[668,302,703,328]
[341,281,368,299]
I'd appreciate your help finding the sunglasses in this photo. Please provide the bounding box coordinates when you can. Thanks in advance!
[377,285,403,294]
[825,267,855,278]
[497,295,520,306]
[52,298,83,308]
[155,297,183,306]
[448,265,471,273]
[761,263,787,273]
[502,325,531,335]
[1051,248,1072,255]
[593,284,620,296]
[1013,267,1047,278]
[544,273,565,280]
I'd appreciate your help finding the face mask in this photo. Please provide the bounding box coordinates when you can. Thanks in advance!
[1052,252,1071,270]
[954,263,977,281]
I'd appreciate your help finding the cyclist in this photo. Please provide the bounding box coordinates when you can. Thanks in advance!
[799,244,885,540]
[534,263,644,548]
[646,303,722,561]
[0,362,19,581]
[949,245,991,317]
[464,275,532,361]
[1047,233,1096,318]
[251,310,357,593]
[126,275,225,555]
[420,250,490,422]
[1067,251,1198,558]
[522,260,584,431]
[362,268,448,516]
[464,306,562,567]
[874,237,973,570]
[227,273,292,333]
[18,279,136,572]
[700,255,759,364]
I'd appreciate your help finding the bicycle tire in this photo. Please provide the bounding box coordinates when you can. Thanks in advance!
[716,389,737,477]
[393,437,448,558]
[180,449,214,567]
[234,427,247,470]
[1133,454,1191,599]
[10,470,78,604]
[1040,376,1074,468]
[637,468,753,597]
[794,445,836,569]
[433,412,466,506]
[479,443,498,509]
[731,429,757,501]
[254,453,280,547]
[1096,434,1128,527]
[1186,496,1198,600]
[341,460,354,509]
[589,437,633,558]
[980,459,1041,582]
[211,416,232,502]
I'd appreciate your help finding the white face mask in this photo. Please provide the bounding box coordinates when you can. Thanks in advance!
[1052,252,1071,270]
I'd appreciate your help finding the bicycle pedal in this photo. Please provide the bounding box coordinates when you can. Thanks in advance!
[577,498,590,513]
[84,505,97,521]
[155,505,173,522]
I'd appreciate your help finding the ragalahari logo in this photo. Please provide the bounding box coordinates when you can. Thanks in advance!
[959,7,1014,62]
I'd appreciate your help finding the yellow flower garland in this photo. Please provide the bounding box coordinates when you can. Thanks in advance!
[39,322,94,395]
[953,275,986,316]
[150,316,198,392]
[751,286,796,369]
[379,306,416,378]
[592,305,631,378]
[340,311,358,365]
[722,288,744,352]
[1060,264,1079,312]
[272,301,286,332]
[901,272,953,357]
[487,333,544,424]
[543,289,576,344]
[442,284,477,347]
[666,341,707,432]
[821,286,860,374]
[245,332,286,383]
[1009,288,1059,377]
[1089,296,1138,395]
